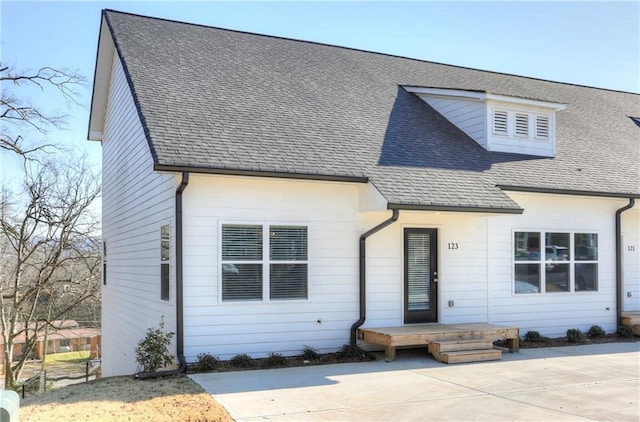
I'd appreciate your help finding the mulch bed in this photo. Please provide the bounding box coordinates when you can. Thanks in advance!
[496,333,638,349]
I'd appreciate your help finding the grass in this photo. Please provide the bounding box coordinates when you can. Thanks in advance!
[44,350,91,365]
[19,374,233,422]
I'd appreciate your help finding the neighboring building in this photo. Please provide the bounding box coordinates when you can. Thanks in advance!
[0,320,101,364]
[89,10,640,376]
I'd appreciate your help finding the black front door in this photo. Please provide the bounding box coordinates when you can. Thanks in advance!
[404,228,438,324]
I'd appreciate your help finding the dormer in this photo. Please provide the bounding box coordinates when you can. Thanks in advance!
[404,87,566,157]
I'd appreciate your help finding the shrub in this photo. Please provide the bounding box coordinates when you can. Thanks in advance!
[337,343,366,359]
[229,353,254,368]
[586,325,606,339]
[260,352,288,368]
[135,318,175,373]
[566,328,585,343]
[524,331,542,342]
[301,345,319,360]
[616,325,634,338]
[196,353,220,372]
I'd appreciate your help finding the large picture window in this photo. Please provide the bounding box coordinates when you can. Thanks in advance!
[514,231,598,294]
[221,224,308,302]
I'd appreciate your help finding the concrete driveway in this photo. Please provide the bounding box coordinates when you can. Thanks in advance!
[190,342,639,421]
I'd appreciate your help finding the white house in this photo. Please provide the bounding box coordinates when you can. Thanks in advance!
[89,10,640,376]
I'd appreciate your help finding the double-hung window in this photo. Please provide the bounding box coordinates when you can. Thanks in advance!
[221,224,308,302]
[514,231,598,294]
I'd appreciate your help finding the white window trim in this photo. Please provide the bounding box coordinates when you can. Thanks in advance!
[218,221,310,304]
[512,229,599,295]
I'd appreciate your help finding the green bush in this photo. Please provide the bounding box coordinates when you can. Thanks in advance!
[337,343,366,359]
[616,325,634,338]
[229,353,254,368]
[260,352,288,368]
[524,331,542,342]
[135,318,175,373]
[196,353,220,372]
[301,345,319,360]
[566,328,585,343]
[586,325,606,339]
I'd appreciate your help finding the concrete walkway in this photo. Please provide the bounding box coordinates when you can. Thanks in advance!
[190,342,640,421]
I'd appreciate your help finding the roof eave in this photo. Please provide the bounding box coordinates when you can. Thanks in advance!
[154,164,369,183]
[87,13,116,142]
[387,202,524,215]
[498,185,640,199]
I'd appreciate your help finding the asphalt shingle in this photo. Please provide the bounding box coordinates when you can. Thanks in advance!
[102,10,640,211]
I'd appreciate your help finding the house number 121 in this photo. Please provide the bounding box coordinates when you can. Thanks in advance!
[448,242,459,250]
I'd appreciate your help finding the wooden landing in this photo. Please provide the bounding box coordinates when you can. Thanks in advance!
[358,323,519,362]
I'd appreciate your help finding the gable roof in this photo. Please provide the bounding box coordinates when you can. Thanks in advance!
[92,10,640,212]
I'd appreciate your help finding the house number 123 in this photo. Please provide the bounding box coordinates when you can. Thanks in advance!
[448,242,459,250]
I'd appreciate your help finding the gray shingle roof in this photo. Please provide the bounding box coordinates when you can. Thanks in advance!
[102,10,640,211]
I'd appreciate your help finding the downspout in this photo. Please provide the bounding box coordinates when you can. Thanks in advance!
[615,198,635,325]
[135,172,189,379]
[350,209,400,345]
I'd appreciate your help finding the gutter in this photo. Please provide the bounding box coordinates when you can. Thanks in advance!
[615,198,635,325]
[350,209,400,345]
[497,185,640,200]
[387,203,523,214]
[154,164,368,184]
[134,172,189,379]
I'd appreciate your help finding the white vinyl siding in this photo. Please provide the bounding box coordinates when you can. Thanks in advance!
[182,175,361,361]
[622,208,640,312]
[100,52,177,376]
[488,193,623,337]
[423,97,487,147]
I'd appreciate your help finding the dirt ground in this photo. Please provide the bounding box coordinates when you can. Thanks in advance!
[19,375,232,422]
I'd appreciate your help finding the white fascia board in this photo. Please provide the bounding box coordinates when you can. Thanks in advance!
[403,86,567,111]
[485,94,566,111]
[88,16,116,142]
[89,130,104,141]
[404,86,487,101]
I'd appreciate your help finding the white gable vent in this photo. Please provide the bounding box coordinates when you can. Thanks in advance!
[515,112,529,137]
[403,87,566,157]
[493,110,508,135]
[535,115,550,139]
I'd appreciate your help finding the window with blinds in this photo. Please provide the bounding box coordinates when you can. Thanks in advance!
[221,224,308,301]
[406,232,431,311]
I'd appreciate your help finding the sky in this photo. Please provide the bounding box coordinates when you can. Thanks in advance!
[1,1,639,190]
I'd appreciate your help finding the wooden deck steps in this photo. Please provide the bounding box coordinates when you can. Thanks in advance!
[358,323,519,363]
[621,312,640,336]
[428,339,502,364]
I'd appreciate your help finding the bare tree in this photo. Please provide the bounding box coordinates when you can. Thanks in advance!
[1,63,85,158]
[0,156,101,389]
